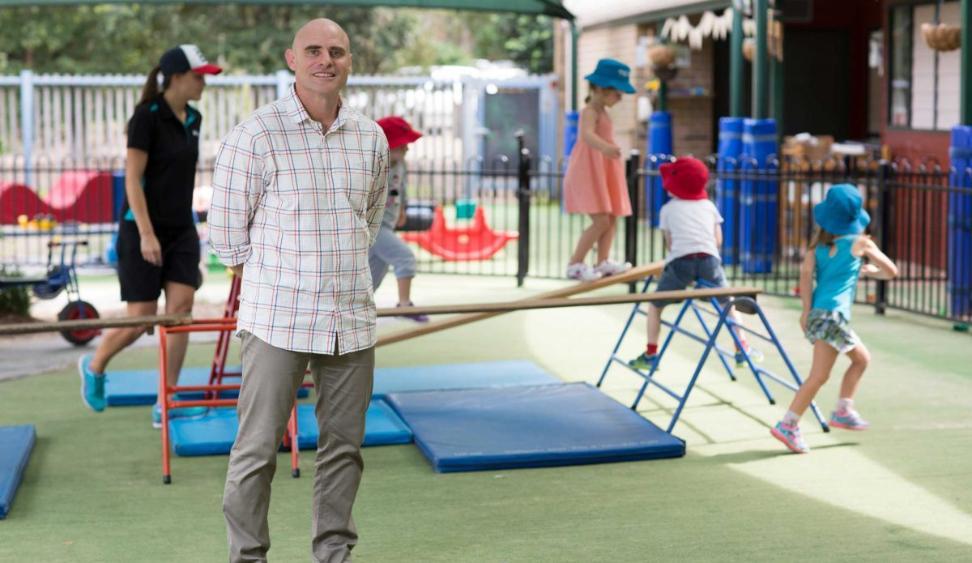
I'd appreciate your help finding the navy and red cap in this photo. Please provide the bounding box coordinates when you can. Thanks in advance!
[159,44,223,77]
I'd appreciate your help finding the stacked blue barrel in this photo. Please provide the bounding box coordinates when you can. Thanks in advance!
[949,125,972,318]
[739,119,778,274]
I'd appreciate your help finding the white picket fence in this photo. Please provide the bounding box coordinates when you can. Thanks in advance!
[0,71,559,167]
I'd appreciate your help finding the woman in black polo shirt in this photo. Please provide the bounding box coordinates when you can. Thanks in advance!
[78,45,221,425]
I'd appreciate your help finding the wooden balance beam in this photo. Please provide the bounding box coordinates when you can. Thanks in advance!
[376,261,668,347]
[381,286,762,317]
[0,313,192,336]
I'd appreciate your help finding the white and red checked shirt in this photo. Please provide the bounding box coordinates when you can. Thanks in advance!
[208,87,388,354]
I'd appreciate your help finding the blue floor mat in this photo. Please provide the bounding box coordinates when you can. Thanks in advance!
[169,401,411,456]
[372,360,559,398]
[385,383,685,473]
[0,425,36,519]
[104,366,306,406]
[108,359,550,407]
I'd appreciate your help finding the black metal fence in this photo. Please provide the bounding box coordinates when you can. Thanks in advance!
[1,150,970,323]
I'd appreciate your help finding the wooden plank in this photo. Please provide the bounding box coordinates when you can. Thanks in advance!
[379,287,761,317]
[377,261,665,347]
[0,313,192,336]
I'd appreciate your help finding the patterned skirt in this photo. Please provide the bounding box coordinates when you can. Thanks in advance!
[805,309,860,353]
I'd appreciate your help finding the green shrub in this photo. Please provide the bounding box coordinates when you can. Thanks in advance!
[0,266,31,318]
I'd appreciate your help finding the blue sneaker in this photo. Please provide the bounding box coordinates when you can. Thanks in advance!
[627,352,658,371]
[77,354,106,412]
[152,403,210,429]
[770,421,809,453]
[735,346,765,368]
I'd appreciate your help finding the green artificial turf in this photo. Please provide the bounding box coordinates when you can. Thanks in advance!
[1,277,970,562]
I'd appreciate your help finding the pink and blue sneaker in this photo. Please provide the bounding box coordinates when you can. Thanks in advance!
[770,421,809,453]
[829,409,870,431]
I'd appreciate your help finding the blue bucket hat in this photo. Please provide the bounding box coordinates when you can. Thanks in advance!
[584,58,636,94]
[813,184,870,236]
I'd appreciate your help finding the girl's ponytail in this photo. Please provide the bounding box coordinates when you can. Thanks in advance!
[137,66,170,107]
[809,228,836,249]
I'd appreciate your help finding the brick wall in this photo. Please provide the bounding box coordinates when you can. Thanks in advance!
[664,38,716,158]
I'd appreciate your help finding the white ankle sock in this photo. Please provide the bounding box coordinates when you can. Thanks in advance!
[836,398,854,413]
[782,410,800,427]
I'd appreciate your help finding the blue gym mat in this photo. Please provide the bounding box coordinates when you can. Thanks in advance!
[372,359,559,398]
[104,366,307,406]
[168,400,412,456]
[108,359,551,406]
[385,383,685,473]
[0,425,36,519]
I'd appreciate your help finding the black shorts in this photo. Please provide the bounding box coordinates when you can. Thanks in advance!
[116,221,202,302]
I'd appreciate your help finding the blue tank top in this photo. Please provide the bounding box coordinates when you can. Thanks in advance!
[812,235,861,320]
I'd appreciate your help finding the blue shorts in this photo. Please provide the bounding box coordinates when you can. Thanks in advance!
[653,254,727,307]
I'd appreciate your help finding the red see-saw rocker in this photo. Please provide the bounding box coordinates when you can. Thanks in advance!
[399,206,517,261]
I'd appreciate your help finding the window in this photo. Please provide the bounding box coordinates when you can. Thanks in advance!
[889,1,961,130]
[889,5,912,127]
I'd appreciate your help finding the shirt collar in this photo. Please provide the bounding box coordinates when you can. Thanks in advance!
[154,94,199,124]
[285,84,349,132]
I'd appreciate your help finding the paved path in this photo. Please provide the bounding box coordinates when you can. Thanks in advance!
[0,273,233,381]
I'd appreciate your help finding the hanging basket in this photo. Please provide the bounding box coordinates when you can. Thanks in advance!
[647,44,677,68]
[921,22,961,52]
[742,38,755,62]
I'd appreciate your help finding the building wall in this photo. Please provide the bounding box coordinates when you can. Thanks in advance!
[880,0,953,165]
[575,19,717,159]
[663,38,716,158]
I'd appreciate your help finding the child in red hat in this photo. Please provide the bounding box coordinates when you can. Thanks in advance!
[628,156,762,370]
[372,116,427,322]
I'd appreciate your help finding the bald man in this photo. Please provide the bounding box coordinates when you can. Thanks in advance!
[209,18,388,562]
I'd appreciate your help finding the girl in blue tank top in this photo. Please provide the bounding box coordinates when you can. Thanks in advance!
[771,184,898,454]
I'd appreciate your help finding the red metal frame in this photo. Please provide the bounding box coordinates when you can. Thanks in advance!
[158,318,302,484]
[207,274,242,399]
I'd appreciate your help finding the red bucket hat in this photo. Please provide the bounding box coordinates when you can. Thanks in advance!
[659,157,709,201]
[377,116,422,150]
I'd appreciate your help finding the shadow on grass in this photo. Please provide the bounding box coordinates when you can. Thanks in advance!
[701,441,860,464]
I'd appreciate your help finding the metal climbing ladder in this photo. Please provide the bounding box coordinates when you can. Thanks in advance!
[598,277,829,434]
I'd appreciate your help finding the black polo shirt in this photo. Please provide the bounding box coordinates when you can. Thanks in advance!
[123,95,201,230]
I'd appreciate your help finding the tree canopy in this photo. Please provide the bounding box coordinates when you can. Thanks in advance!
[0,5,554,75]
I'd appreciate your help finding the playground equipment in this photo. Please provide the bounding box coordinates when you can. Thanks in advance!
[399,206,517,261]
[0,240,99,345]
[598,277,828,433]
[0,171,113,225]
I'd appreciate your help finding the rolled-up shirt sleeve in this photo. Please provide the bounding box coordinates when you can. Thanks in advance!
[365,140,389,246]
[209,125,264,267]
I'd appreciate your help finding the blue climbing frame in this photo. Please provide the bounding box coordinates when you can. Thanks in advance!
[597,277,829,434]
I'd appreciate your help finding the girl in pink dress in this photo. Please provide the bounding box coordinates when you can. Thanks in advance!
[564,58,635,281]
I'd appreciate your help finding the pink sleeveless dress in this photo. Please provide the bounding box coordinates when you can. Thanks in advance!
[563,109,632,217]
